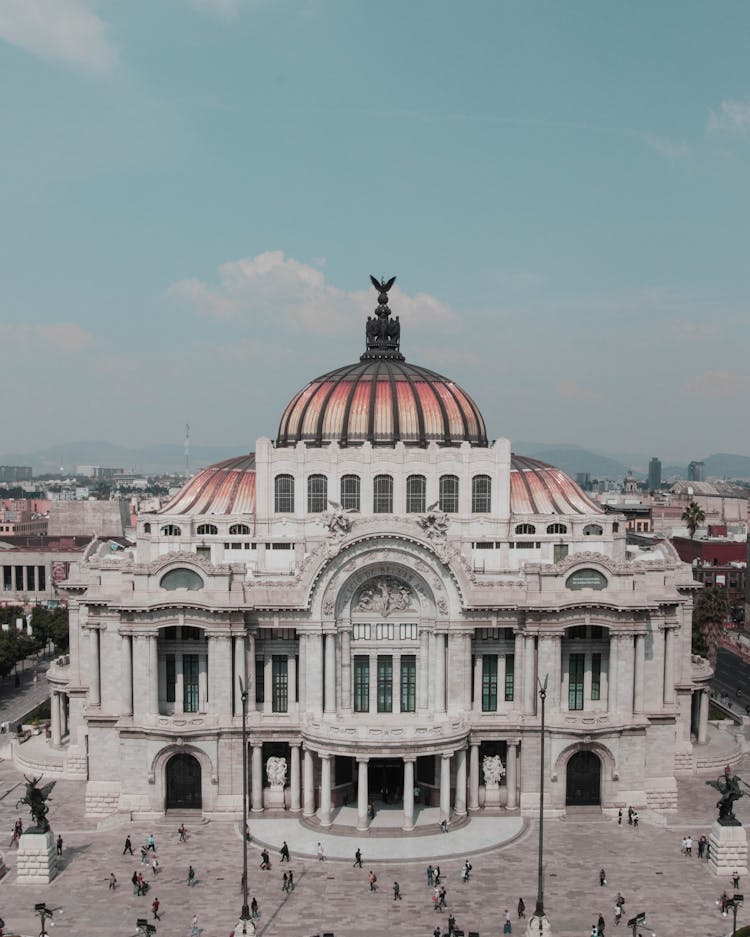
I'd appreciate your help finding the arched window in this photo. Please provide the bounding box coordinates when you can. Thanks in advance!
[583,523,603,536]
[406,475,426,513]
[341,474,360,512]
[439,475,459,513]
[229,523,251,535]
[143,522,151,533]
[160,568,204,591]
[274,474,295,513]
[515,523,536,535]
[472,475,491,513]
[546,523,567,535]
[307,474,328,513]
[612,522,620,533]
[373,475,393,513]
[196,523,218,536]
[161,524,182,537]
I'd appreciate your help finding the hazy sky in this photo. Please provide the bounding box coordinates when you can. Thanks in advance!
[1,1,749,462]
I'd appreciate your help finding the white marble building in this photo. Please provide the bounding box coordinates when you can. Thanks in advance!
[46,280,711,825]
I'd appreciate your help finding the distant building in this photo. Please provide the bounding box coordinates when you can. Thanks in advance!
[0,498,49,537]
[623,471,639,494]
[648,457,662,492]
[0,466,32,482]
[688,461,705,482]
[575,472,591,491]
[75,466,124,480]
[672,533,746,621]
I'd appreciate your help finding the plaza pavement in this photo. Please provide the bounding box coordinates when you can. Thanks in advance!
[0,754,748,937]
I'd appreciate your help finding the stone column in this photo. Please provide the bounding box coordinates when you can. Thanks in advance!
[319,753,333,827]
[246,632,256,707]
[251,743,264,813]
[454,746,467,816]
[296,634,306,711]
[403,757,415,831]
[506,741,518,809]
[537,633,561,711]
[615,634,636,714]
[263,655,273,715]
[303,747,315,817]
[307,633,323,713]
[148,635,159,716]
[50,691,61,746]
[198,655,208,712]
[289,743,301,813]
[287,653,297,712]
[357,757,369,830]
[175,654,184,715]
[340,630,351,711]
[434,632,446,713]
[132,635,149,719]
[89,627,101,707]
[607,633,618,714]
[698,689,710,744]
[439,753,451,820]
[233,635,246,716]
[634,633,646,714]
[369,652,378,714]
[663,626,676,705]
[61,694,68,737]
[473,653,483,713]
[209,635,233,717]
[468,742,480,811]
[121,633,133,716]
[523,634,536,715]
[324,632,336,713]
[418,628,430,709]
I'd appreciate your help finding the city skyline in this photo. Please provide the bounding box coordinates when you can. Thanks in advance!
[1,1,749,461]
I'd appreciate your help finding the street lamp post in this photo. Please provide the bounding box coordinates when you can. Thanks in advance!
[238,675,250,924]
[527,674,550,937]
[724,893,744,937]
[35,903,52,937]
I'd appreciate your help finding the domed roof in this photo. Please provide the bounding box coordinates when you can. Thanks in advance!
[276,275,487,448]
[159,454,256,516]
[510,455,603,515]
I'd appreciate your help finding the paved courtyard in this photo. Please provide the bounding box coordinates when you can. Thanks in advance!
[0,753,748,937]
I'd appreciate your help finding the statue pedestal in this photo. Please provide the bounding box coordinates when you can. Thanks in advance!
[263,786,286,809]
[17,830,57,884]
[708,820,748,878]
[483,782,507,807]
[233,918,257,937]
[525,912,552,937]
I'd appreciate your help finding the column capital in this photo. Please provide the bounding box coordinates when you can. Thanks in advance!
[441,752,451,762]
[319,751,333,761]
[251,740,264,749]
[356,756,370,765]
[289,740,302,750]
[402,755,416,764]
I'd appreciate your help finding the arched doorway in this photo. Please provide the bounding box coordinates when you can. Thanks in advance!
[165,753,202,810]
[565,750,601,806]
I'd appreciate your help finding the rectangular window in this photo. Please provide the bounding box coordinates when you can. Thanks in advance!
[183,654,199,713]
[166,654,176,703]
[26,566,36,591]
[568,653,585,711]
[373,475,393,513]
[377,655,393,712]
[439,475,459,513]
[400,655,416,712]
[353,656,369,713]
[272,655,288,713]
[482,655,498,711]
[553,543,569,564]
[307,474,328,513]
[255,657,264,704]
[406,475,426,513]
[341,474,361,511]
[504,653,515,701]
[38,565,46,591]
[471,475,491,513]
[591,652,601,701]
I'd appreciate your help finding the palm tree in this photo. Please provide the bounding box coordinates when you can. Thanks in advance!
[681,500,705,539]
[693,585,730,663]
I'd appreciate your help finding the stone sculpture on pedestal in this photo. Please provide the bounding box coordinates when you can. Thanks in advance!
[706,765,749,879]
[482,754,506,807]
[16,775,58,884]
[264,756,288,809]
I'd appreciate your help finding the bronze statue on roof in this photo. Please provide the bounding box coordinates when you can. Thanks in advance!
[364,274,402,359]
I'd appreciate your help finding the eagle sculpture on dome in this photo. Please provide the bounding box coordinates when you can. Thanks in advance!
[370,274,396,295]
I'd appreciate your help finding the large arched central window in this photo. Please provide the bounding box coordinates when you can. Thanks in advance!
[406,474,426,513]
[307,474,327,513]
[373,474,393,513]
[274,474,295,513]
[439,474,459,513]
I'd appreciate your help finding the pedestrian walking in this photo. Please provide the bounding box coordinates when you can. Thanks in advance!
[440,818,449,833]
[732,870,741,889]
[151,897,160,921]
[250,897,259,918]
[433,885,441,911]
[698,834,707,859]
[439,886,447,911]
[617,808,622,825]
[518,897,526,919]
[56,834,63,855]
[109,872,117,890]
[136,872,145,896]
[369,869,378,891]
[141,846,149,865]
[123,835,134,855]
[434,866,441,886]
[147,833,156,852]
[427,863,434,886]
[597,912,606,935]
[614,904,622,926]
[280,840,290,863]
[317,841,325,861]
[288,869,294,891]
[260,848,270,870]
[627,806,633,826]
[393,881,402,900]
[503,908,512,933]
[354,848,363,868]
[447,913,456,936]
[461,860,472,883]
[187,864,196,886]
[152,858,160,876]
[178,823,187,842]
[706,841,711,862]
[632,811,639,828]
[434,927,441,937]
[591,926,598,937]
[600,868,607,886]
[685,834,693,856]
[131,871,139,895]
[282,871,289,893]
[190,913,199,936]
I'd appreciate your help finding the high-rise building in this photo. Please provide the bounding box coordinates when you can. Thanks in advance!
[0,465,32,482]
[648,457,662,492]
[688,461,704,482]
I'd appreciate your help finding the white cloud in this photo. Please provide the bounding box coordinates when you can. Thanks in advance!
[707,100,750,134]
[169,250,460,336]
[0,0,117,74]
[640,133,689,159]
[0,322,94,352]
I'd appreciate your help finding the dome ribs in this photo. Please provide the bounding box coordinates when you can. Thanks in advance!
[398,361,427,447]
[510,454,604,516]
[384,360,400,443]
[313,362,362,446]
[366,358,382,443]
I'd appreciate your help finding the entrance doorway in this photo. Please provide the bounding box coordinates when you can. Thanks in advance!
[165,752,202,810]
[368,759,404,804]
[565,750,601,806]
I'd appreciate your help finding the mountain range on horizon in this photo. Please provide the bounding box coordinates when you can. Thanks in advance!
[3,440,750,482]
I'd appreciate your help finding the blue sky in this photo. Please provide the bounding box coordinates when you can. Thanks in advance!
[1,0,749,464]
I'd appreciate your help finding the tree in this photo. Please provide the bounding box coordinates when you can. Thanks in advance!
[681,500,705,539]
[30,607,69,653]
[693,585,730,663]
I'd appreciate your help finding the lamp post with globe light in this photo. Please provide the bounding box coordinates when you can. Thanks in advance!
[526,675,551,937]
[236,675,252,936]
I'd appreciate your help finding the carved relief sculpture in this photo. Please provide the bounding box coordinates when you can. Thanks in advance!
[482,754,506,788]
[266,756,288,789]
[355,577,412,617]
